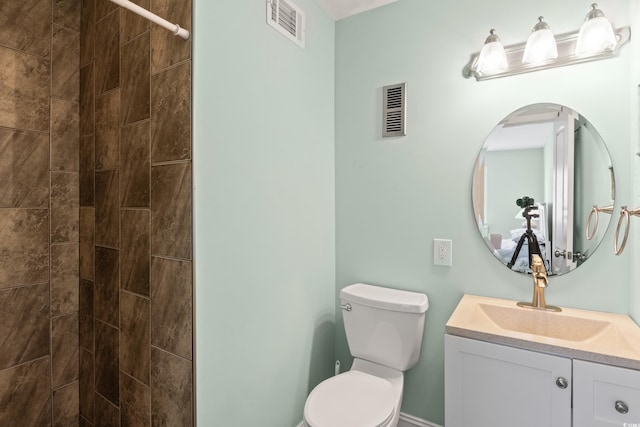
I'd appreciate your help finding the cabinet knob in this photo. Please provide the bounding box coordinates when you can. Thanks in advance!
[615,400,629,414]
[555,377,569,389]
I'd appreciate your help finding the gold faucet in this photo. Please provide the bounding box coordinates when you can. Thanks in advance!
[517,254,562,312]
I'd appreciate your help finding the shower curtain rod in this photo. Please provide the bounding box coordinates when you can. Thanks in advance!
[108,0,190,40]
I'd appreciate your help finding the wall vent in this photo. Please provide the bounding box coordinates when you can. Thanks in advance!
[266,0,305,49]
[383,83,406,137]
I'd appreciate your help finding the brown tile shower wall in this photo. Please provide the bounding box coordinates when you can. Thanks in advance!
[0,0,81,424]
[79,0,193,425]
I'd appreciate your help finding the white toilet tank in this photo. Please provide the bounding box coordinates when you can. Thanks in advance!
[340,283,429,371]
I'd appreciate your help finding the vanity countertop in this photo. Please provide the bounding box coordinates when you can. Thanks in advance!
[446,294,640,370]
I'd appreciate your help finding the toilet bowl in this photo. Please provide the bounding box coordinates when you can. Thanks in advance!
[303,283,429,427]
[303,359,403,427]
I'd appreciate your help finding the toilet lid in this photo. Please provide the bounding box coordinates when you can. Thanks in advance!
[304,371,395,427]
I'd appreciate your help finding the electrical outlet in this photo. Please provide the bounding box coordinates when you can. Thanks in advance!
[434,239,453,266]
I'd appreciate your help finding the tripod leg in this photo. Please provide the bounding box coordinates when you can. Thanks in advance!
[527,232,545,272]
[507,233,528,269]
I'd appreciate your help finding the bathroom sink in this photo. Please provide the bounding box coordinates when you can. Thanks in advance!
[474,303,612,342]
[446,294,640,369]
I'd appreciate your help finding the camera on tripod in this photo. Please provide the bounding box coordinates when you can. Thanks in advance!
[508,196,545,272]
[516,196,539,221]
[516,196,535,209]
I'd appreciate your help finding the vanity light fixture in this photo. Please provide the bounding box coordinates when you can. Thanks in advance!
[522,17,558,64]
[576,3,617,55]
[463,6,630,81]
[476,29,508,74]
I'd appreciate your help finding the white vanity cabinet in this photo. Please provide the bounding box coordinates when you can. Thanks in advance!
[573,359,640,426]
[445,334,572,427]
[446,335,640,427]
[445,295,640,427]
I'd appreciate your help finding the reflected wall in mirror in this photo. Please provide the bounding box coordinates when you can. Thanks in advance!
[472,103,615,276]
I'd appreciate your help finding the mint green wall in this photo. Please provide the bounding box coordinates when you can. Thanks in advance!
[335,0,632,424]
[630,0,640,323]
[193,1,335,426]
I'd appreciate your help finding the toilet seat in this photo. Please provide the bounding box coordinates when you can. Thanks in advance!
[304,371,395,427]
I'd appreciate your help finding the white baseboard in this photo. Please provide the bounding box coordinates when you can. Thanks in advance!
[398,412,442,427]
[298,413,440,427]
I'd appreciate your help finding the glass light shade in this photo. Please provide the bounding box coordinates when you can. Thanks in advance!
[522,28,558,64]
[477,41,508,74]
[576,16,616,55]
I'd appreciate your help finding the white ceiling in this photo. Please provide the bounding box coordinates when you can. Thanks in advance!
[486,122,554,152]
[315,0,399,20]
[486,105,560,151]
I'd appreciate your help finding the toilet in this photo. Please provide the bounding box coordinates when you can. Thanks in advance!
[303,283,429,427]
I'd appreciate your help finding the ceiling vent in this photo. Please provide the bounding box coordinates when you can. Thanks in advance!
[266,0,305,49]
[383,83,406,137]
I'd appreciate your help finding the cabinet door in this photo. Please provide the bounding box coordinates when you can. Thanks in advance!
[445,335,572,427]
[574,359,640,427]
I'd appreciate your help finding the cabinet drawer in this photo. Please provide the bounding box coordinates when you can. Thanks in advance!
[574,360,640,427]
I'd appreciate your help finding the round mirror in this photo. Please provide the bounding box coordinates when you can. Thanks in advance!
[472,103,615,276]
